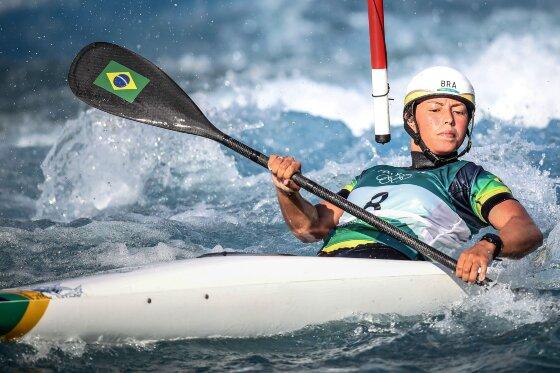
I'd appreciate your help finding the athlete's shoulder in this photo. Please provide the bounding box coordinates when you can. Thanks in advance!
[448,160,513,231]
[452,160,507,188]
[451,160,485,186]
[410,160,475,190]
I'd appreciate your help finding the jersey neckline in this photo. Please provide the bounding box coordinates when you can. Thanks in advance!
[410,151,459,170]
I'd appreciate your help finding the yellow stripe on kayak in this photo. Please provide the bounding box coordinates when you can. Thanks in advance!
[4,291,50,340]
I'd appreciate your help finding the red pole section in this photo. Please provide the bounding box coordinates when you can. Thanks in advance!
[367,0,391,144]
[367,0,387,69]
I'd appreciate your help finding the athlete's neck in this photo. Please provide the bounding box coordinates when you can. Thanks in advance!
[410,151,458,169]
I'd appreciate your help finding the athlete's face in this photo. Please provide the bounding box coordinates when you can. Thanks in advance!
[408,97,470,155]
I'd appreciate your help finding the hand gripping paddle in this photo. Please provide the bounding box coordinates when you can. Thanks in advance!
[68,42,473,277]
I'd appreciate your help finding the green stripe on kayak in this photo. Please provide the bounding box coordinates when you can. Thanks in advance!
[0,293,29,336]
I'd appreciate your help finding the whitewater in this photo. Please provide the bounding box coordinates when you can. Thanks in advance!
[1,1,559,371]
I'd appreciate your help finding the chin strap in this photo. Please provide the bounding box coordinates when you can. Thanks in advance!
[404,101,474,166]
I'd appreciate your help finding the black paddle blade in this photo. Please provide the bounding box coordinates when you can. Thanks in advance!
[68,42,221,139]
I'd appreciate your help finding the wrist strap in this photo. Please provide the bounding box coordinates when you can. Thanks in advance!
[480,233,503,259]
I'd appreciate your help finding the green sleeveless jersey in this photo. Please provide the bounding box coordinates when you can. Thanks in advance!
[321,160,514,259]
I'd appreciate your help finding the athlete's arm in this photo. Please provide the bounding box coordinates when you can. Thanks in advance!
[487,199,543,257]
[268,155,343,242]
[456,200,543,283]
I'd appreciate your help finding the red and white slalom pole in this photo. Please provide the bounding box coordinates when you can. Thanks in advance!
[367,0,391,144]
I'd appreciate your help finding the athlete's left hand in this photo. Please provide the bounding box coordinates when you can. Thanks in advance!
[455,241,495,283]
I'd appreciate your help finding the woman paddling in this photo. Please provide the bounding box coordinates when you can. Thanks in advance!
[268,66,543,284]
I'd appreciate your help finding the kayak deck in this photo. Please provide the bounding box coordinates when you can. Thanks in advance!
[1,255,466,341]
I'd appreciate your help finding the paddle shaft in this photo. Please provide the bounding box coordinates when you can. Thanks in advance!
[219,133,458,271]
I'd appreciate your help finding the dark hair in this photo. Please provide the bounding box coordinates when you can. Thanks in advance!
[403,103,414,123]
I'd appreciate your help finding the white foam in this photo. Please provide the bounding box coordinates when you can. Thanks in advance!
[381,34,560,133]
[14,132,61,148]
[35,109,241,222]
[78,242,190,268]
[469,34,560,126]
[170,202,239,227]
[545,223,560,262]
[0,0,51,14]
[21,337,87,362]
[1,113,62,148]
[255,78,374,137]
[465,131,559,232]
[428,283,558,338]
[177,54,212,74]
[204,30,560,141]
[207,77,377,137]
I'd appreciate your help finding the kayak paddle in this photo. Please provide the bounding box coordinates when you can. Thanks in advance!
[67,42,472,276]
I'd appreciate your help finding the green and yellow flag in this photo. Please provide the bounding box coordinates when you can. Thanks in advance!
[93,60,149,103]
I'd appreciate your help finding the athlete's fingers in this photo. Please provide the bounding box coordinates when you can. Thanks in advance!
[461,254,474,282]
[285,160,301,179]
[275,156,289,175]
[267,154,278,168]
[456,253,465,277]
[269,155,290,189]
[468,259,480,284]
[284,160,302,192]
[280,156,295,167]
[267,155,280,172]
[479,260,488,282]
[278,157,298,180]
[268,155,301,193]
[457,252,471,279]
[268,155,287,175]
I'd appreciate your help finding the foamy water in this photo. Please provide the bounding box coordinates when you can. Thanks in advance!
[1,0,559,371]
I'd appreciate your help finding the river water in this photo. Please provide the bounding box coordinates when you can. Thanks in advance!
[1,0,559,371]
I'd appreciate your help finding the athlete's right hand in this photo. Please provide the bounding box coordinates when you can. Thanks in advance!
[268,155,301,194]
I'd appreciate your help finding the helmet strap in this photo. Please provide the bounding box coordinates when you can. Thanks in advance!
[405,102,474,167]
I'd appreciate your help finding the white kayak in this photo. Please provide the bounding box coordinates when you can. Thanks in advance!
[0,254,467,341]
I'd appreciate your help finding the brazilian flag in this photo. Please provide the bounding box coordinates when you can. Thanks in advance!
[93,60,149,103]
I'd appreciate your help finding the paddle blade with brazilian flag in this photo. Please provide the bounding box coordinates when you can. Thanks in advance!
[93,60,149,103]
[68,42,220,139]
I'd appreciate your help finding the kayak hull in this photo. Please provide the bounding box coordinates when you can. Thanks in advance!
[1,255,466,341]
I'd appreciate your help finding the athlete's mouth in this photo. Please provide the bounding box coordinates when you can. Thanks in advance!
[438,131,456,139]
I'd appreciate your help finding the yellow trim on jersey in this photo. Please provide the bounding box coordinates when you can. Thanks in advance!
[321,239,375,253]
[473,185,512,222]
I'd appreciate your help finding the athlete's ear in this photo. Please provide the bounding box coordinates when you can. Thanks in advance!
[405,114,418,133]
[403,105,418,133]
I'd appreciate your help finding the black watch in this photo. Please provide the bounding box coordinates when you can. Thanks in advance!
[480,233,503,259]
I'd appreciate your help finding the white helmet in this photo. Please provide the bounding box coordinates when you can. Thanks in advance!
[404,66,475,110]
[403,66,476,165]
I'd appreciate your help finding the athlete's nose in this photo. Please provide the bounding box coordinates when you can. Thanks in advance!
[442,106,454,126]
